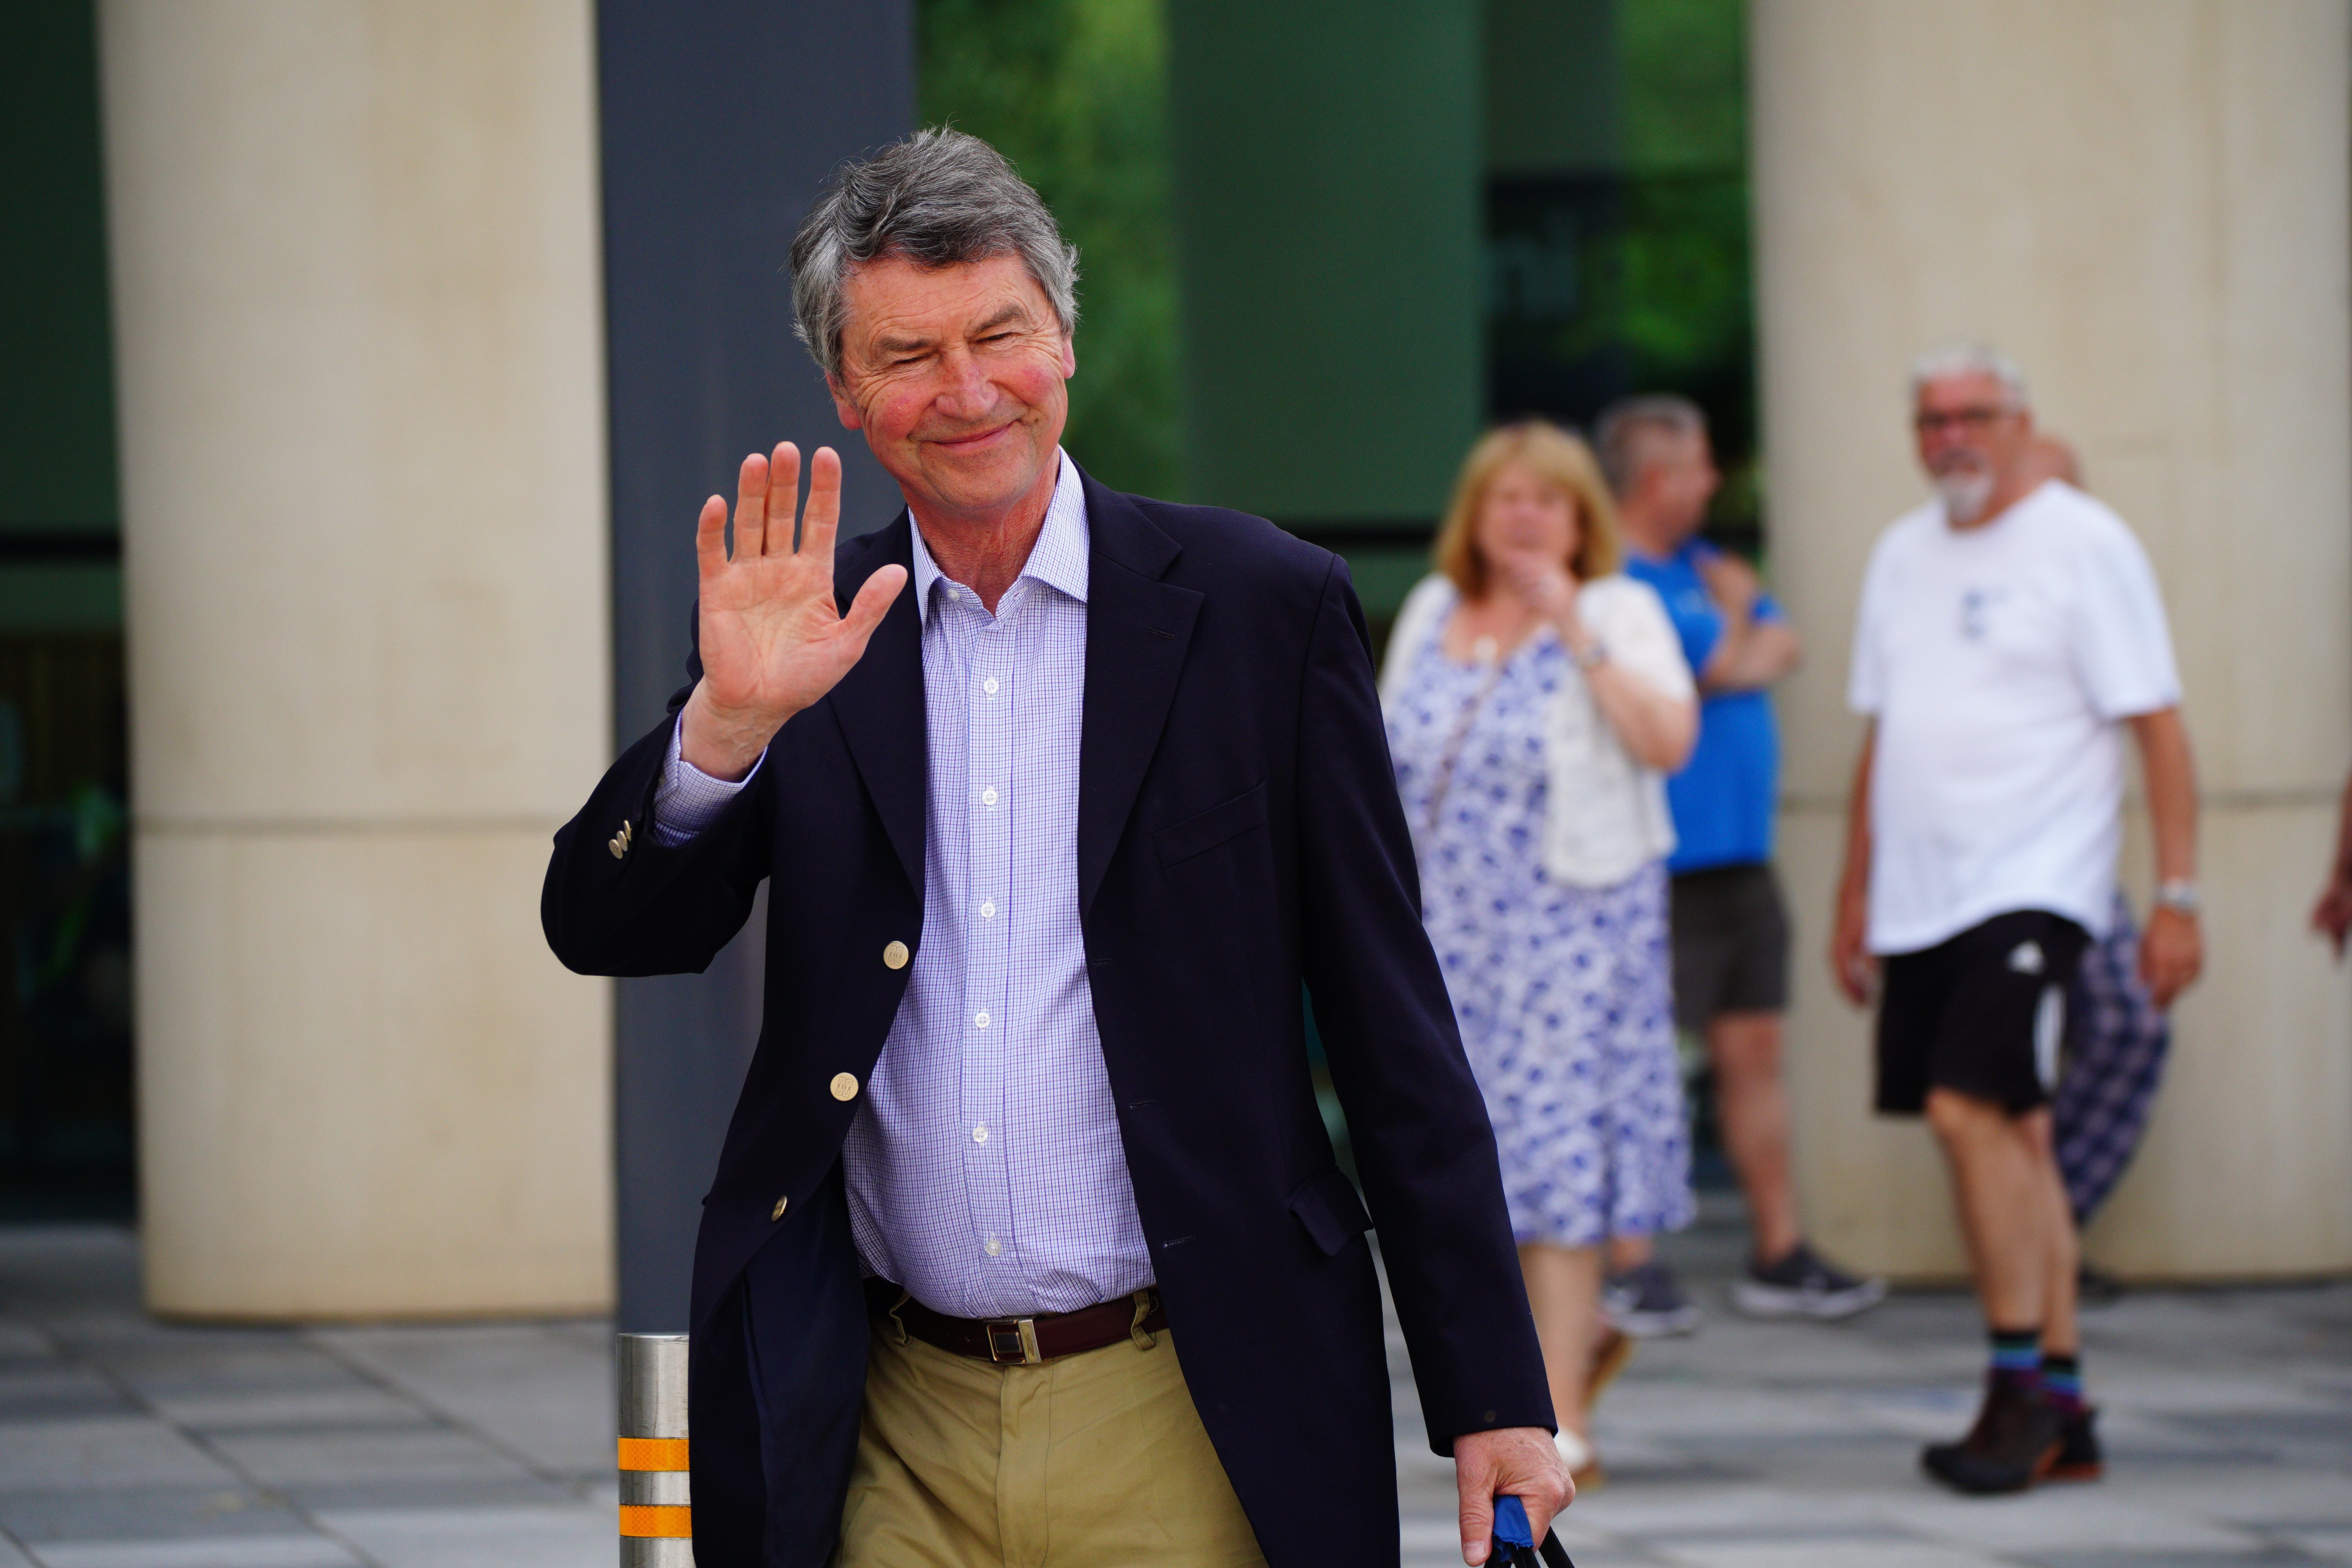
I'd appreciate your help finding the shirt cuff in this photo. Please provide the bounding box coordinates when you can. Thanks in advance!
[651,717,764,846]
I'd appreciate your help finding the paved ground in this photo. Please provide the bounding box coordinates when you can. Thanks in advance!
[1,1209,2347,1567]
[1392,1198,2352,1568]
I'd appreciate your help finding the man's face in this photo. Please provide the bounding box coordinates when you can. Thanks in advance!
[1913,370,2031,523]
[829,252,1074,523]
[1640,428,1720,544]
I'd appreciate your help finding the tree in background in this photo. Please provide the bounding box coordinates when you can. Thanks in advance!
[920,0,1183,499]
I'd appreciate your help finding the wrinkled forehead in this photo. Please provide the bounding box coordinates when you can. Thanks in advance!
[840,252,1054,347]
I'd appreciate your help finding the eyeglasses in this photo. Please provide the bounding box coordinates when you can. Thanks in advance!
[1913,407,2016,435]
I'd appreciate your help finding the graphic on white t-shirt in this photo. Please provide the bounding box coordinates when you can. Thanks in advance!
[1848,480,2181,955]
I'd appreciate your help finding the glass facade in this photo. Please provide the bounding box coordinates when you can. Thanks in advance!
[0,0,133,1219]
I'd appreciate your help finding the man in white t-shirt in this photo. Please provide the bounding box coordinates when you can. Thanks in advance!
[1831,345,2203,1497]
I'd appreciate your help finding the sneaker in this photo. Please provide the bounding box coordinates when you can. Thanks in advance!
[1602,1259,1702,1338]
[2047,1406,2103,1483]
[1730,1241,1888,1321]
[1920,1375,2066,1495]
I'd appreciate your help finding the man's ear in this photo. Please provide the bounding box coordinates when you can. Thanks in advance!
[827,372,864,431]
[1058,332,1076,379]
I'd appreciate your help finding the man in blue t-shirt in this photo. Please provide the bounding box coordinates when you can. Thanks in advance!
[1597,395,1886,1332]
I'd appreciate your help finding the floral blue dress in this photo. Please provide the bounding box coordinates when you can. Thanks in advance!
[1386,602,1695,1248]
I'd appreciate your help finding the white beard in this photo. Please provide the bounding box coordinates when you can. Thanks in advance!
[1935,468,1996,524]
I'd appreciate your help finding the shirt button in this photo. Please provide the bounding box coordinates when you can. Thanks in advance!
[882,940,909,969]
[830,1072,859,1101]
[980,900,996,919]
[984,677,999,695]
[982,787,999,807]
[973,1125,989,1143]
[974,1011,990,1029]
[985,1237,1002,1256]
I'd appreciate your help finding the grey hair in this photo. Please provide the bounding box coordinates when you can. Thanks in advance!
[789,128,1080,382]
[1593,394,1708,497]
[1910,342,2029,407]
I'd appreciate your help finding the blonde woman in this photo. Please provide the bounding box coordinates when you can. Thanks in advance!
[1380,421,1699,1480]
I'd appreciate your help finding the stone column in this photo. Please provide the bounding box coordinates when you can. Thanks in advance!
[1752,0,2352,1279]
[102,1,614,1316]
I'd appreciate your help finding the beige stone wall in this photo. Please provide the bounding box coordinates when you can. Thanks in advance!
[102,2,614,1316]
[1751,0,2352,1279]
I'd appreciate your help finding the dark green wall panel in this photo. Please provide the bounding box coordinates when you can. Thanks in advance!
[1165,0,1482,526]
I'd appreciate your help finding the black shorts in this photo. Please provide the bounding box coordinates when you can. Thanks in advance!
[1668,863,1790,1027]
[1875,910,2090,1116]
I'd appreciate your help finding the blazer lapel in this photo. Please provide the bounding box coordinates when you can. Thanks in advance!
[828,516,925,894]
[1078,474,1203,915]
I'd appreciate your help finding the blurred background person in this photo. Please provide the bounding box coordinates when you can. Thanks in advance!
[1381,421,1698,1484]
[1832,346,2201,1495]
[2314,769,2352,955]
[2017,436,2182,1290]
[1598,395,1887,1337]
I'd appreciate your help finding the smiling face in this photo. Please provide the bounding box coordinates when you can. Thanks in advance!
[1473,461,1583,583]
[828,251,1075,526]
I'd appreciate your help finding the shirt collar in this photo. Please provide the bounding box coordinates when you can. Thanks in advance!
[907,449,1090,621]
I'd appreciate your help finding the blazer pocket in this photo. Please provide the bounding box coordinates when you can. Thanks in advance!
[1153,780,1269,869]
[1287,1165,1374,1257]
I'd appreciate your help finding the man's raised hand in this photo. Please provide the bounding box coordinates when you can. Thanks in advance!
[679,444,907,780]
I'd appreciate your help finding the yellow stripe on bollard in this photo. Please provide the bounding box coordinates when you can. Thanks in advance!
[619,1436,690,1472]
[620,1504,693,1538]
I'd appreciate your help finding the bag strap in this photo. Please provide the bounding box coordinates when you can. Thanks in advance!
[1422,637,1502,833]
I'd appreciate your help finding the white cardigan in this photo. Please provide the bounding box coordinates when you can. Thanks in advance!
[1381,573,1694,889]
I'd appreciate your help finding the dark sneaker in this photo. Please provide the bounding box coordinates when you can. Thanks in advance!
[1921,1375,2066,1495]
[1602,1259,1702,1338]
[1730,1240,1889,1321]
[2047,1406,2103,1483]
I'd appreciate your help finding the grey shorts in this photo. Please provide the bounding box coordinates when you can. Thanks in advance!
[1668,863,1791,1027]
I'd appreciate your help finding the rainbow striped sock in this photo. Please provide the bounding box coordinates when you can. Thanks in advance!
[2040,1352,2085,1414]
[1989,1326,2042,1386]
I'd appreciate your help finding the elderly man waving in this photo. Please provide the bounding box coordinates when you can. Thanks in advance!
[543,130,1564,1568]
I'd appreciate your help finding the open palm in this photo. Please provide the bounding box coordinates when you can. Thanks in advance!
[682,443,906,778]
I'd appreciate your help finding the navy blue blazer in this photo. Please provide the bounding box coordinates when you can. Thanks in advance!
[543,472,1551,1567]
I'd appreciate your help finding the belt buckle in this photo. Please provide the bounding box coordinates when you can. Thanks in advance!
[985,1318,1041,1365]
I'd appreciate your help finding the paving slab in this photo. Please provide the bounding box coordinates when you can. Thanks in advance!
[2,1214,2347,1567]
[26,1537,363,1568]
[314,1505,612,1568]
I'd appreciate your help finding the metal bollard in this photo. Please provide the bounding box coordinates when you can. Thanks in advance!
[618,1333,693,1566]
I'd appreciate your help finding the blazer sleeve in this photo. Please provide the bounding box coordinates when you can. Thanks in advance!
[1294,556,1556,1454]
[541,628,773,978]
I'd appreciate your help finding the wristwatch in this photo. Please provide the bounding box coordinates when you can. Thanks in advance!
[2155,879,2200,915]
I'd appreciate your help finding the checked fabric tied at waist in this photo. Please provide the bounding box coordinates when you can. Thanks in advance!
[863,1277,1167,1365]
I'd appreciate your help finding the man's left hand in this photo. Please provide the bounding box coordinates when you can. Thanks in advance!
[2139,906,2203,1009]
[1452,1426,1571,1565]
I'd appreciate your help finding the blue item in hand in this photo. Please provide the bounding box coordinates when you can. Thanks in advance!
[1490,1492,1576,1567]
[1493,1495,1535,1548]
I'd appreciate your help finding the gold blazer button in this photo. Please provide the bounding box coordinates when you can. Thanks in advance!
[883,940,910,970]
[830,1072,860,1102]
[770,1196,788,1221]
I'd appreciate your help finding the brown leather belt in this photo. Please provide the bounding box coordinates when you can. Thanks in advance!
[863,1277,1165,1366]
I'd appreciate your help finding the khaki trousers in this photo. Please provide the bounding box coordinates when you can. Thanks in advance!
[839,1316,1269,1568]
